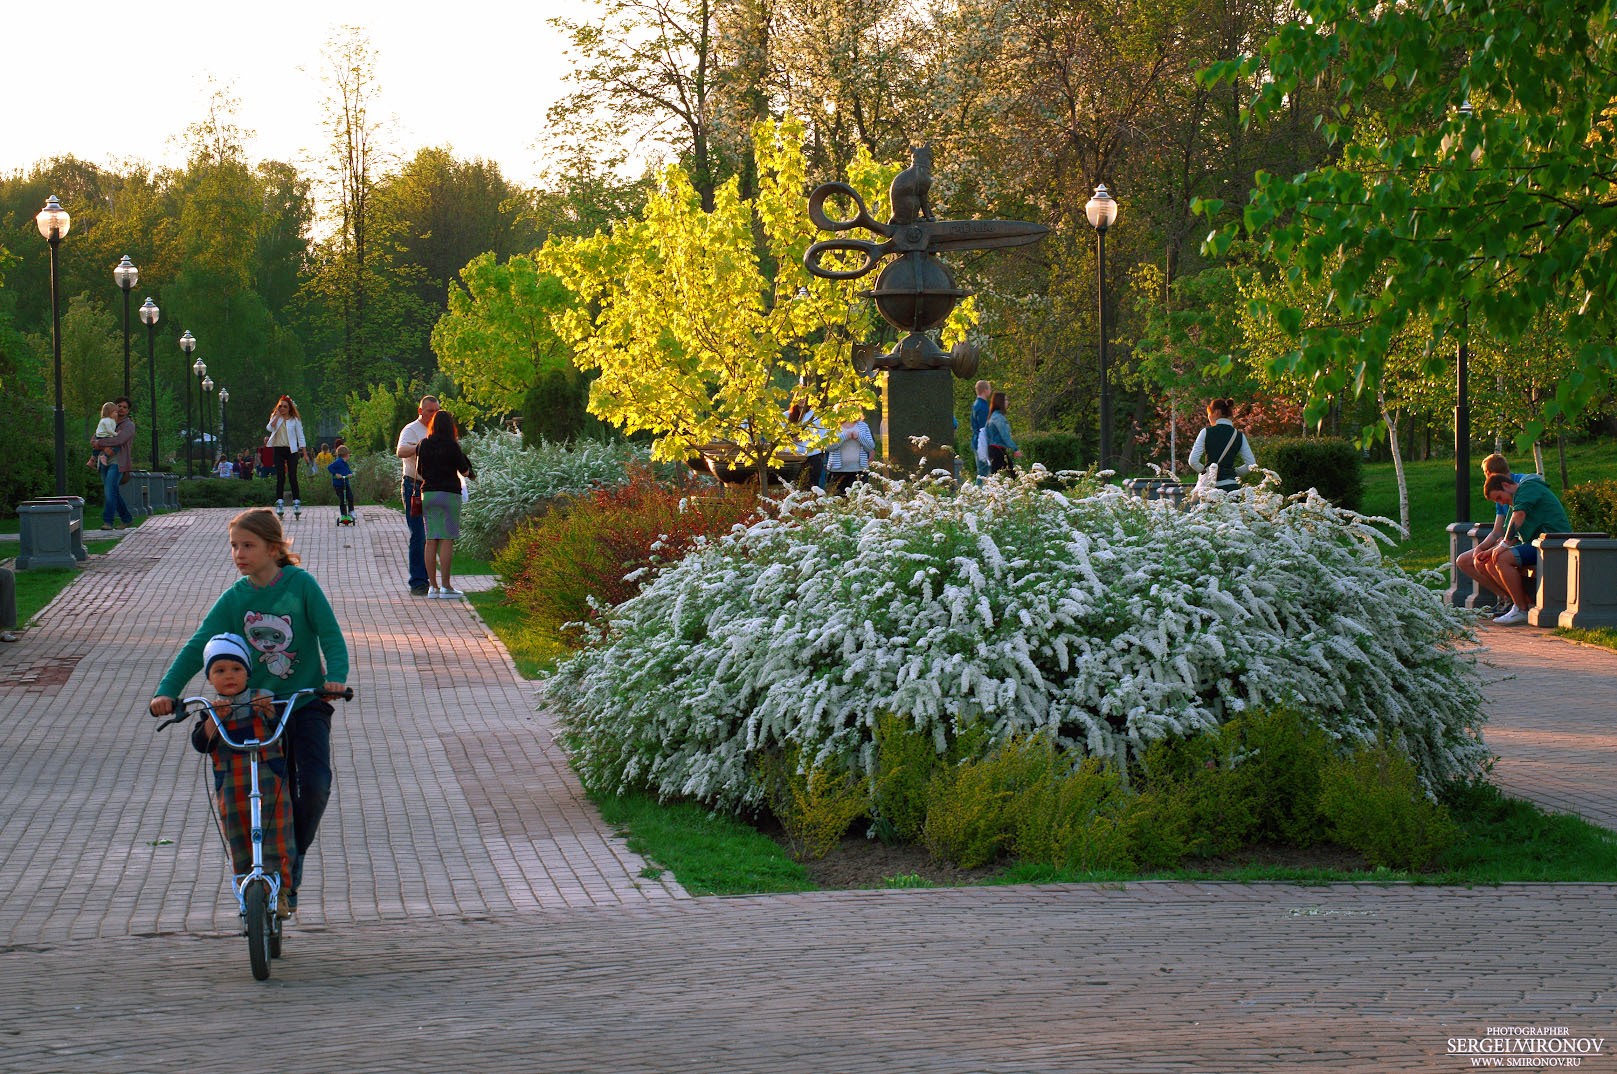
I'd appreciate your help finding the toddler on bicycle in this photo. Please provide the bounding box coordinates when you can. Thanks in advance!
[190,633,294,917]
[150,508,349,915]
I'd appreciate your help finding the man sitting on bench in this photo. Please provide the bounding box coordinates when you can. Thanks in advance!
[1480,473,1572,626]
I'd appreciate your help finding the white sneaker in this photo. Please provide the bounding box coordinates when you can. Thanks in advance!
[439,587,465,599]
[1494,606,1529,626]
[428,586,442,598]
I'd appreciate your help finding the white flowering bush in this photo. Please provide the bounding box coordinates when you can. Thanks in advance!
[458,431,650,558]
[542,469,1488,812]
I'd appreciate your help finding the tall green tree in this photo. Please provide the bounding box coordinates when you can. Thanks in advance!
[537,118,881,478]
[1202,0,1617,435]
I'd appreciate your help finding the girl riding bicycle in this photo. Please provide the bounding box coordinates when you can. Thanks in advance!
[149,508,349,914]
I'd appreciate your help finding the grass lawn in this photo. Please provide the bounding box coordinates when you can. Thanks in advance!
[9,537,122,626]
[1361,439,1617,571]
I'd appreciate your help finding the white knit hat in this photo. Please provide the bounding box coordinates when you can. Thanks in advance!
[203,633,253,676]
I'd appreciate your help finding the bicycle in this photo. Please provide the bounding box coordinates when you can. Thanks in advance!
[156,685,353,981]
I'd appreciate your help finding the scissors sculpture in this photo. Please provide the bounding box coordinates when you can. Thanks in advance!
[804,146,1048,372]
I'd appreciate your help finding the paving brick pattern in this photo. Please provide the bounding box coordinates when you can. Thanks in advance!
[2,515,1614,1073]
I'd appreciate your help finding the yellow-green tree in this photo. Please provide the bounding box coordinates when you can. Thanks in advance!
[538,117,885,482]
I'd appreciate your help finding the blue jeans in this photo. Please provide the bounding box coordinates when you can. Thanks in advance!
[101,463,132,527]
[402,477,427,589]
[284,700,334,892]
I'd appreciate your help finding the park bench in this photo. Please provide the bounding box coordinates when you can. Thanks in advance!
[1448,524,1616,628]
[16,497,86,571]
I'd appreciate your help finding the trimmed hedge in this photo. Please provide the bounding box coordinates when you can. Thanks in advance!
[1019,431,1086,473]
[1262,436,1364,510]
[1564,480,1617,535]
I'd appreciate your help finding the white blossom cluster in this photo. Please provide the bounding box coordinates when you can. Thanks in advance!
[458,431,649,558]
[542,469,1488,811]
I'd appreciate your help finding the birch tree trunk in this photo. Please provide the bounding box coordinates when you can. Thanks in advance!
[1381,396,1410,539]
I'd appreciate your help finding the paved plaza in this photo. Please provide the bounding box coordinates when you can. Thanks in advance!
[1,508,1614,1073]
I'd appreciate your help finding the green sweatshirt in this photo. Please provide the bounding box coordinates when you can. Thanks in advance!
[156,565,349,708]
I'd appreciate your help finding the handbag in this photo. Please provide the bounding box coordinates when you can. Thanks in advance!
[409,479,423,517]
[974,426,990,466]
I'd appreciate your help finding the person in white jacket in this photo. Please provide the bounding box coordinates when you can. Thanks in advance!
[265,395,309,516]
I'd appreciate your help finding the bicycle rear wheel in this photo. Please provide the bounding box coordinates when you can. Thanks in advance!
[245,881,272,981]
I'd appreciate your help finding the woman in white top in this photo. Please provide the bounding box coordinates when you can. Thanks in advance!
[265,395,309,511]
[1187,398,1257,491]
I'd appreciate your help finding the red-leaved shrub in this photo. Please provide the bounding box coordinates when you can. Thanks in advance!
[494,469,761,645]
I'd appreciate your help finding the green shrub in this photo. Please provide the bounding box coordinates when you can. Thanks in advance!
[459,431,648,559]
[496,470,760,646]
[922,735,1056,868]
[1220,706,1333,845]
[1010,755,1137,871]
[1318,742,1461,869]
[1134,733,1258,860]
[1020,431,1086,473]
[755,747,869,860]
[1563,480,1617,535]
[1263,436,1364,510]
[177,477,278,509]
[870,713,942,844]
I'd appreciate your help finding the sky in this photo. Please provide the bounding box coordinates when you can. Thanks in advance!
[2,1,583,187]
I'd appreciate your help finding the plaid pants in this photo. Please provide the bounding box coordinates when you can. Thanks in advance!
[212,733,293,889]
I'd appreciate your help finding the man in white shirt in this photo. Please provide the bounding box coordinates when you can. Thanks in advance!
[395,395,440,596]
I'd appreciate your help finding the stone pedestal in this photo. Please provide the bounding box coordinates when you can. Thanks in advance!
[1445,521,1492,608]
[1561,536,1617,629]
[881,368,956,478]
[1527,533,1596,627]
[17,500,82,570]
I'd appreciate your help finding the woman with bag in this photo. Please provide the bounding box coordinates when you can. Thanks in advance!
[264,396,309,517]
[985,392,1022,476]
[416,410,476,599]
[1187,398,1257,491]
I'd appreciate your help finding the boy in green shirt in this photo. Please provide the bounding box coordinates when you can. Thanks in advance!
[1480,474,1573,625]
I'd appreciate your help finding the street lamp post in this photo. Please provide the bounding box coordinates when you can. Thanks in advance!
[192,357,208,477]
[202,374,215,472]
[219,387,230,459]
[35,196,71,495]
[1085,184,1119,474]
[139,299,160,469]
[114,255,139,399]
[1456,303,1470,524]
[178,331,196,477]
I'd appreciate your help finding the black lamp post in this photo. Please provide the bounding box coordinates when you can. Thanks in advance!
[1084,184,1119,474]
[139,298,160,469]
[219,386,230,459]
[114,255,139,398]
[202,373,215,470]
[35,195,71,495]
[192,356,208,477]
[178,331,196,477]
[1456,303,1470,524]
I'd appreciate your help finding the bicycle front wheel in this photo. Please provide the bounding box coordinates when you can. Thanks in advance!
[245,882,272,981]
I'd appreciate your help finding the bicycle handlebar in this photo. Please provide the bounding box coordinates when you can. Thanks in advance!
[154,686,353,745]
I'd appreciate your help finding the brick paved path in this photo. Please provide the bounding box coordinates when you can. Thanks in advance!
[2,511,1613,1073]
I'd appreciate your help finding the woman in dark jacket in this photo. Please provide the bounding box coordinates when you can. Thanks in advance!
[415,410,476,598]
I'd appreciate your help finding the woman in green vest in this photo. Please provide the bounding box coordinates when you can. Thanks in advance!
[1188,398,1256,491]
